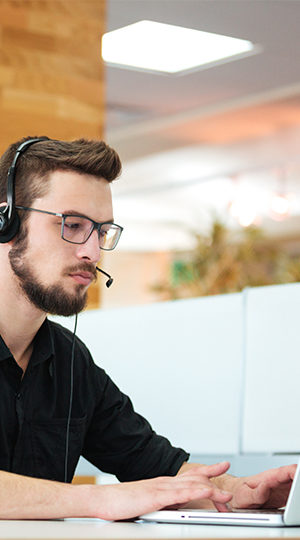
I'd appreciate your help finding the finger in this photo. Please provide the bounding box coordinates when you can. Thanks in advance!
[246,465,296,490]
[160,485,232,510]
[251,483,271,507]
[211,489,233,504]
[162,486,214,508]
[198,461,231,479]
[166,476,231,498]
[214,501,231,513]
[179,483,232,504]
[268,465,296,483]
[180,462,230,480]
[170,475,232,501]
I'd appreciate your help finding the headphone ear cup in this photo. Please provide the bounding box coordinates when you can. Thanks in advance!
[0,212,20,243]
[0,213,7,232]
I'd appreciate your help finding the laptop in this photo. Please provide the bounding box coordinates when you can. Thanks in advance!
[140,461,300,527]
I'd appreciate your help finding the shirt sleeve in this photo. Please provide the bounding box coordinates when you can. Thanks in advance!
[82,363,190,482]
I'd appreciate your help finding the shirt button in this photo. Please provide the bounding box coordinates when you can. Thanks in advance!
[15,393,21,400]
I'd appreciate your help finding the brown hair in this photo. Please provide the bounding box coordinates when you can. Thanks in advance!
[0,136,122,209]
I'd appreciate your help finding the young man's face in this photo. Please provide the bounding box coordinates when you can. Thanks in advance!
[8,170,114,316]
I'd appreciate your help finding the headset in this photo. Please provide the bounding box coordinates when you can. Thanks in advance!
[0,137,49,243]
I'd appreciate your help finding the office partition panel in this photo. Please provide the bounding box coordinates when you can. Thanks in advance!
[242,283,300,453]
[67,295,243,455]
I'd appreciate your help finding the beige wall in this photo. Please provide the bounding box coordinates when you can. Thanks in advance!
[100,251,173,308]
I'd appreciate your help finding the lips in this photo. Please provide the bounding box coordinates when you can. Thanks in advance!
[69,272,94,286]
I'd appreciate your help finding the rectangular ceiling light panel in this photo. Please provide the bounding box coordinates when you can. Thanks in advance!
[102,20,256,74]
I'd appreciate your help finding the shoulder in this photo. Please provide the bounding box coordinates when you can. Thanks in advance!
[47,319,94,365]
[47,319,110,391]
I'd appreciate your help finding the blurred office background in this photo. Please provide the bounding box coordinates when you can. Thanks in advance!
[1,0,300,478]
[101,0,300,309]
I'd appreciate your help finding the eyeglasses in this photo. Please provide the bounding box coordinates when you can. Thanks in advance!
[15,206,123,251]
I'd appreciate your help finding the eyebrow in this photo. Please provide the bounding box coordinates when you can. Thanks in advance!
[62,210,115,223]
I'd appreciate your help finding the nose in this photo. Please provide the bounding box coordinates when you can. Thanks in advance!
[75,229,100,263]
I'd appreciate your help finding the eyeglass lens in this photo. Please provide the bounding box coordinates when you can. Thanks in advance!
[62,216,121,250]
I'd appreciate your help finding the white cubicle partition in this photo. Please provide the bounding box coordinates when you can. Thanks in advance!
[58,294,244,455]
[242,283,300,453]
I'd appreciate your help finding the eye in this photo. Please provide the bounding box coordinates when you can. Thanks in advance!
[64,216,88,232]
[65,221,82,230]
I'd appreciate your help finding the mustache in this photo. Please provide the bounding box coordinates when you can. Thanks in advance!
[64,264,97,280]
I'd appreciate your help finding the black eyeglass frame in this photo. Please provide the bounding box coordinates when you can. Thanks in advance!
[15,205,123,251]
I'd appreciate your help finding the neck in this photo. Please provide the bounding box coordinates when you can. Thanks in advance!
[0,254,46,372]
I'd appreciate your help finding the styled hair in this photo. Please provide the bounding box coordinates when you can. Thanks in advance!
[0,136,122,208]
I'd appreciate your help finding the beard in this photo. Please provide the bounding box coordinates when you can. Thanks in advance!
[8,228,96,316]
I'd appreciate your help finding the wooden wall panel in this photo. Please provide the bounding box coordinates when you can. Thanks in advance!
[0,0,106,309]
[0,0,105,150]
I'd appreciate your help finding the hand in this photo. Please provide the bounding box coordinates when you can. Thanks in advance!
[230,464,297,509]
[89,464,232,521]
[178,461,233,512]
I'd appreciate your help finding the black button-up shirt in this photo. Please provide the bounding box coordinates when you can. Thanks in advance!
[0,319,189,482]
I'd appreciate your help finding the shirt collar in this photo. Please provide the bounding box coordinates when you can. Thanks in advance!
[0,335,12,361]
[29,318,55,366]
[0,318,55,366]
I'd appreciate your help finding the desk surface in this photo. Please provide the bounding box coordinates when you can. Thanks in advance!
[1,520,300,540]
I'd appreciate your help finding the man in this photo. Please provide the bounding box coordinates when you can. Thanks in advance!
[0,136,295,520]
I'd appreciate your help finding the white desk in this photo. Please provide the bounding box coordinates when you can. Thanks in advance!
[1,520,300,540]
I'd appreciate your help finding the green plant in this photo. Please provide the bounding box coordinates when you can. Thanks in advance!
[152,221,300,300]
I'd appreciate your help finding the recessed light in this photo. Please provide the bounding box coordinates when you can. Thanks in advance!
[102,20,256,74]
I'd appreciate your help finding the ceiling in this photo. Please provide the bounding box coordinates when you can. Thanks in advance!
[104,0,300,251]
